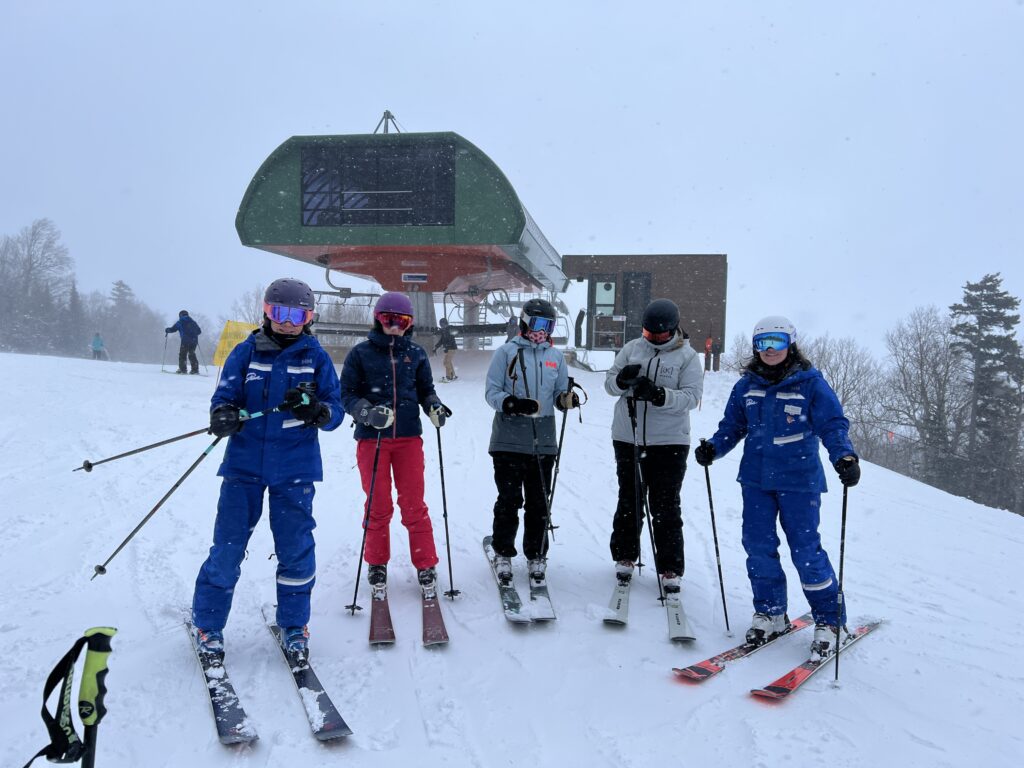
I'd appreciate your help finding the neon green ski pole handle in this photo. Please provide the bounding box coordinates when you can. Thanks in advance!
[79,627,117,727]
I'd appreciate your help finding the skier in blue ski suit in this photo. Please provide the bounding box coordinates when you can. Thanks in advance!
[191,279,342,656]
[694,316,860,657]
[166,310,202,374]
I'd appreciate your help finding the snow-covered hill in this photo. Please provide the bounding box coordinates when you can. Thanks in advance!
[2,351,1022,767]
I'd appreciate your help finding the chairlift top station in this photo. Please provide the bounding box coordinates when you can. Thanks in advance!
[235,127,567,298]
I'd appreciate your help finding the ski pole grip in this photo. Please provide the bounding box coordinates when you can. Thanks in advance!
[79,627,117,727]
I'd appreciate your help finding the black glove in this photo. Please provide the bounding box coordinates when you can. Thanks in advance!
[834,456,861,487]
[164,327,173,334]
[694,441,716,467]
[283,387,331,427]
[429,403,453,428]
[502,396,541,416]
[210,405,244,438]
[615,364,642,390]
[631,376,666,407]
[555,391,581,411]
[354,399,395,430]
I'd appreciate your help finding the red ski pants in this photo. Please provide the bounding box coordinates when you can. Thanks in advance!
[356,436,438,570]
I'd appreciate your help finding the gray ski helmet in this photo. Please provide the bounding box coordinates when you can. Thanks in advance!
[264,278,315,311]
[642,299,679,334]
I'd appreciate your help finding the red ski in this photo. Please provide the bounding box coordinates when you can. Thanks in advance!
[369,596,396,645]
[750,619,882,700]
[673,613,814,682]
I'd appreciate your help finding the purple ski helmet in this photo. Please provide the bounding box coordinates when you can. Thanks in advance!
[374,292,415,318]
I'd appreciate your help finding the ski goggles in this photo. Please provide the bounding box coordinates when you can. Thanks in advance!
[264,302,314,326]
[753,332,791,352]
[521,314,555,335]
[642,327,673,344]
[376,311,414,331]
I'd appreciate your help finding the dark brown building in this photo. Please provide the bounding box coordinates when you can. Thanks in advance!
[561,254,727,351]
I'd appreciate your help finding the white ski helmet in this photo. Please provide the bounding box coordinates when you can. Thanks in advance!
[752,315,797,343]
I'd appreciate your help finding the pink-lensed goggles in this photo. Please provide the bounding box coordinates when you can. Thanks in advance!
[376,311,414,331]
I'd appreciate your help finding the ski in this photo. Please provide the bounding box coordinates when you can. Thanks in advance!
[750,619,883,701]
[184,620,258,745]
[369,593,397,645]
[603,580,631,626]
[262,607,353,740]
[482,535,531,624]
[527,576,557,621]
[421,594,450,646]
[673,612,815,681]
[665,590,696,641]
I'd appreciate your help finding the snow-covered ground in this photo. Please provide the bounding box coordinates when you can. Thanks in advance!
[2,350,1022,767]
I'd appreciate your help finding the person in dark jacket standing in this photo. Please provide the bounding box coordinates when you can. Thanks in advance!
[191,278,343,661]
[483,298,577,588]
[433,318,459,382]
[166,310,202,374]
[694,315,860,662]
[340,292,452,599]
[604,299,703,596]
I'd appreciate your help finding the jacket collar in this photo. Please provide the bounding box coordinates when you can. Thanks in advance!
[510,334,550,351]
[368,328,410,351]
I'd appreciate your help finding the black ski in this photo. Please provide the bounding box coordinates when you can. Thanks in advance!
[184,620,258,745]
[483,536,531,623]
[262,607,353,740]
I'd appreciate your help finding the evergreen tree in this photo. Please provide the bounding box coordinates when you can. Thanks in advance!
[950,274,1024,511]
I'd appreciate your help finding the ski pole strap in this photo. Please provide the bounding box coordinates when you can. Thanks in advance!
[22,627,116,768]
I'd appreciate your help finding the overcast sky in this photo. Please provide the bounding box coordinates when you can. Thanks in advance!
[2,1,1022,351]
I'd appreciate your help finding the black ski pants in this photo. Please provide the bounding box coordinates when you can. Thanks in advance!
[490,451,555,561]
[610,440,689,576]
[178,340,199,374]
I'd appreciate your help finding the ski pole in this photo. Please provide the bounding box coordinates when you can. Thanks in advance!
[79,627,116,768]
[517,350,557,551]
[91,435,224,579]
[435,425,460,599]
[700,439,731,633]
[833,485,850,682]
[546,378,587,519]
[347,431,383,615]
[627,396,662,602]
[89,398,301,577]
[161,333,169,373]
[74,427,209,472]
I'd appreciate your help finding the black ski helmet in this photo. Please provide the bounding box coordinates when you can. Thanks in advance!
[642,299,679,334]
[519,298,557,334]
[179,310,189,317]
[264,278,315,311]
[439,318,448,327]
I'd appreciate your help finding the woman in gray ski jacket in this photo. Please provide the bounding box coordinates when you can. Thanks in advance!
[603,299,704,593]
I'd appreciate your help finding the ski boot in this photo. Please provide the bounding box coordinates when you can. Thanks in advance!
[614,560,634,586]
[527,557,547,587]
[368,563,388,600]
[283,625,309,665]
[418,566,438,600]
[746,612,790,647]
[493,555,513,586]
[660,571,681,595]
[194,627,224,662]
[810,623,851,662]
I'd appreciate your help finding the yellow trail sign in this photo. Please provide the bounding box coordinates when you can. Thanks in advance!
[213,320,258,366]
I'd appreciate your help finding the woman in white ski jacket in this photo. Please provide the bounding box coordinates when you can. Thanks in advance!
[604,299,704,593]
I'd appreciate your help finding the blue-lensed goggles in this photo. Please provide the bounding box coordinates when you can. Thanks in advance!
[753,332,791,352]
[264,301,314,326]
[523,314,555,335]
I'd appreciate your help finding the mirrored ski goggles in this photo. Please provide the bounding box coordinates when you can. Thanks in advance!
[376,311,414,330]
[264,302,314,326]
[753,332,791,352]
[642,327,673,344]
[522,314,555,335]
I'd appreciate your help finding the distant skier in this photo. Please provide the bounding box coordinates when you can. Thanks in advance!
[339,292,451,600]
[433,318,459,382]
[604,299,703,599]
[165,310,202,374]
[190,278,343,661]
[90,332,106,361]
[484,298,577,590]
[694,315,860,662]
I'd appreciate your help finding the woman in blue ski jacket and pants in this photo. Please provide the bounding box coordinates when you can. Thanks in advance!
[191,279,343,659]
[694,316,861,661]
